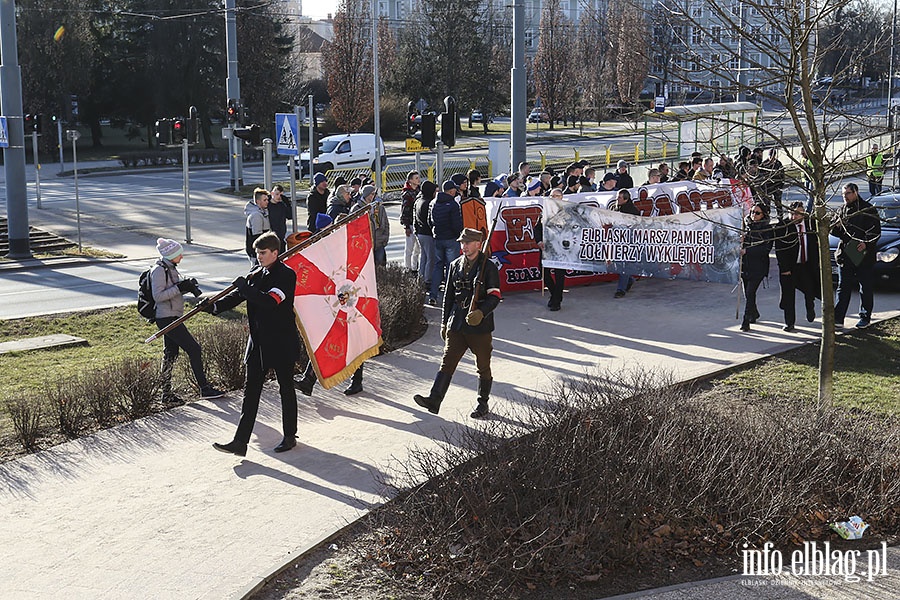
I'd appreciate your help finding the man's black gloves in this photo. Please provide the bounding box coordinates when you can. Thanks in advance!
[232,276,250,294]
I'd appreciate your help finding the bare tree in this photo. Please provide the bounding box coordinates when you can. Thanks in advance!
[322,0,373,132]
[534,0,573,129]
[652,0,893,404]
[614,1,650,109]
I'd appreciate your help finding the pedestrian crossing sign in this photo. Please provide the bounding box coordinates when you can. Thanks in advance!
[0,117,8,149]
[275,113,298,156]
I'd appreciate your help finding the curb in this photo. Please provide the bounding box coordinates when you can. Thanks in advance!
[598,574,745,599]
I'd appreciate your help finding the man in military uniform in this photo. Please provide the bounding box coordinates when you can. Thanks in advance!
[414,228,501,419]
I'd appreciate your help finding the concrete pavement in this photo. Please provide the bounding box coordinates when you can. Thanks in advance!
[1,171,899,599]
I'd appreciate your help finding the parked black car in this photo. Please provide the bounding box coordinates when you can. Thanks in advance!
[829,193,900,284]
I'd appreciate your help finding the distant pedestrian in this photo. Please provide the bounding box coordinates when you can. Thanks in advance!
[831,183,881,329]
[866,144,885,197]
[414,180,438,289]
[209,232,302,457]
[244,188,270,267]
[614,160,634,190]
[267,185,292,251]
[775,202,820,332]
[414,228,501,419]
[428,180,464,305]
[400,170,422,273]
[357,184,389,267]
[612,189,639,298]
[740,202,774,332]
[535,216,566,311]
[306,172,330,233]
[151,238,224,404]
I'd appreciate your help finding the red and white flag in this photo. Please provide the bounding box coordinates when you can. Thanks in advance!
[284,210,382,389]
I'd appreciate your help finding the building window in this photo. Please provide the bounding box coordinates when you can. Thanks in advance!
[525,29,533,49]
[729,56,740,70]
[691,27,702,45]
[711,25,722,41]
[690,5,702,18]
[378,1,387,16]
[749,52,761,66]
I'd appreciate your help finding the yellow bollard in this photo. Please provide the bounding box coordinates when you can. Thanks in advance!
[634,144,639,163]
[605,146,611,168]
[662,142,668,159]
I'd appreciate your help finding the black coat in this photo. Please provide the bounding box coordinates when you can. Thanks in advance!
[831,198,881,267]
[741,219,774,279]
[775,217,821,297]
[215,261,302,368]
[306,187,330,233]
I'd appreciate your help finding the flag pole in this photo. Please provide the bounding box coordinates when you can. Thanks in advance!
[144,204,374,343]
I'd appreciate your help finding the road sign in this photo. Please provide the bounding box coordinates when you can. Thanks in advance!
[405,138,424,153]
[275,113,299,156]
[654,96,666,113]
[0,117,8,148]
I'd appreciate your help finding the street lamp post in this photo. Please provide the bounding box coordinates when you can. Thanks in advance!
[67,129,82,253]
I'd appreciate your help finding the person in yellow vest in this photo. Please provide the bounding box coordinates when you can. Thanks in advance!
[866,144,884,196]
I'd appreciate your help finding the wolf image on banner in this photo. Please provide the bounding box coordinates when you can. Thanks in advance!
[541,196,744,284]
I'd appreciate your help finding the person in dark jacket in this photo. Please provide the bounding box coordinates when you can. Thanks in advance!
[414,228,502,419]
[414,180,438,288]
[400,170,421,273]
[740,202,775,331]
[267,185,292,251]
[306,172,330,233]
[535,203,566,311]
[831,183,881,328]
[613,189,640,298]
[775,201,820,332]
[614,160,634,190]
[428,180,464,305]
[208,232,302,456]
[327,184,353,221]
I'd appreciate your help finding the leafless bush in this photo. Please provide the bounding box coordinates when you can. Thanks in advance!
[106,357,162,419]
[365,368,900,597]
[44,378,86,438]
[4,395,44,452]
[376,263,426,351]
[79,369,119,426]
[192,319,249,390]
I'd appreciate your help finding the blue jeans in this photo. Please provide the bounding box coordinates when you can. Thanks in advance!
[374,246,386,267]
[616,273,635,293]
[835,260,875,324]
[417,234,435,285]
[430,239,459,300]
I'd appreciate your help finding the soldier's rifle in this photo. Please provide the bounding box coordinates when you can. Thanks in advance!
[144,203,374,343]
[467,200,503,318]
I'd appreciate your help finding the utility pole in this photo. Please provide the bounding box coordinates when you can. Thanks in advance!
[225,0,243,189]
[372,0,382,192]
[0,0,31,258]
[510,0,526,173]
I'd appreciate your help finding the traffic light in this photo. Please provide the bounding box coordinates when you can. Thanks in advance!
[440,96,456,148]
[186,117,199,145]
[155,118,172,146]
[226,99,238,124]
[407,101,417,137]
[233,124,261,146]
[24,113,40,132]
[421,113,436,148]
[171,119,185,144]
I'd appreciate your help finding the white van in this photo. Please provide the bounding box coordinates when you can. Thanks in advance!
[292,133,386,177]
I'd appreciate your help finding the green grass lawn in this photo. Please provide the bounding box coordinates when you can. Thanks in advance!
[712,319,900,414]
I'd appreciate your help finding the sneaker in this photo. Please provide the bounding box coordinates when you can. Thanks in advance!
[855,319,870,329]
[161,393,184,406]
[614,290,626,298]
[200,386,225,399]
[427,297,437,306]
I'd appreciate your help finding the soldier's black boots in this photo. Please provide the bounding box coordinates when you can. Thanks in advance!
[414,372,452,414]
[344,365,364,395]
[470,377,492,419]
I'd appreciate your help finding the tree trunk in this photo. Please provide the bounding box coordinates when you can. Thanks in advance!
[815,196,835,406]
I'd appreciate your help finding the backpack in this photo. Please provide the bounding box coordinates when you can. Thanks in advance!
[137,264,170,324]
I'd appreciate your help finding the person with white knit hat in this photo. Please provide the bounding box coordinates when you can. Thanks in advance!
[150,238,224,403]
